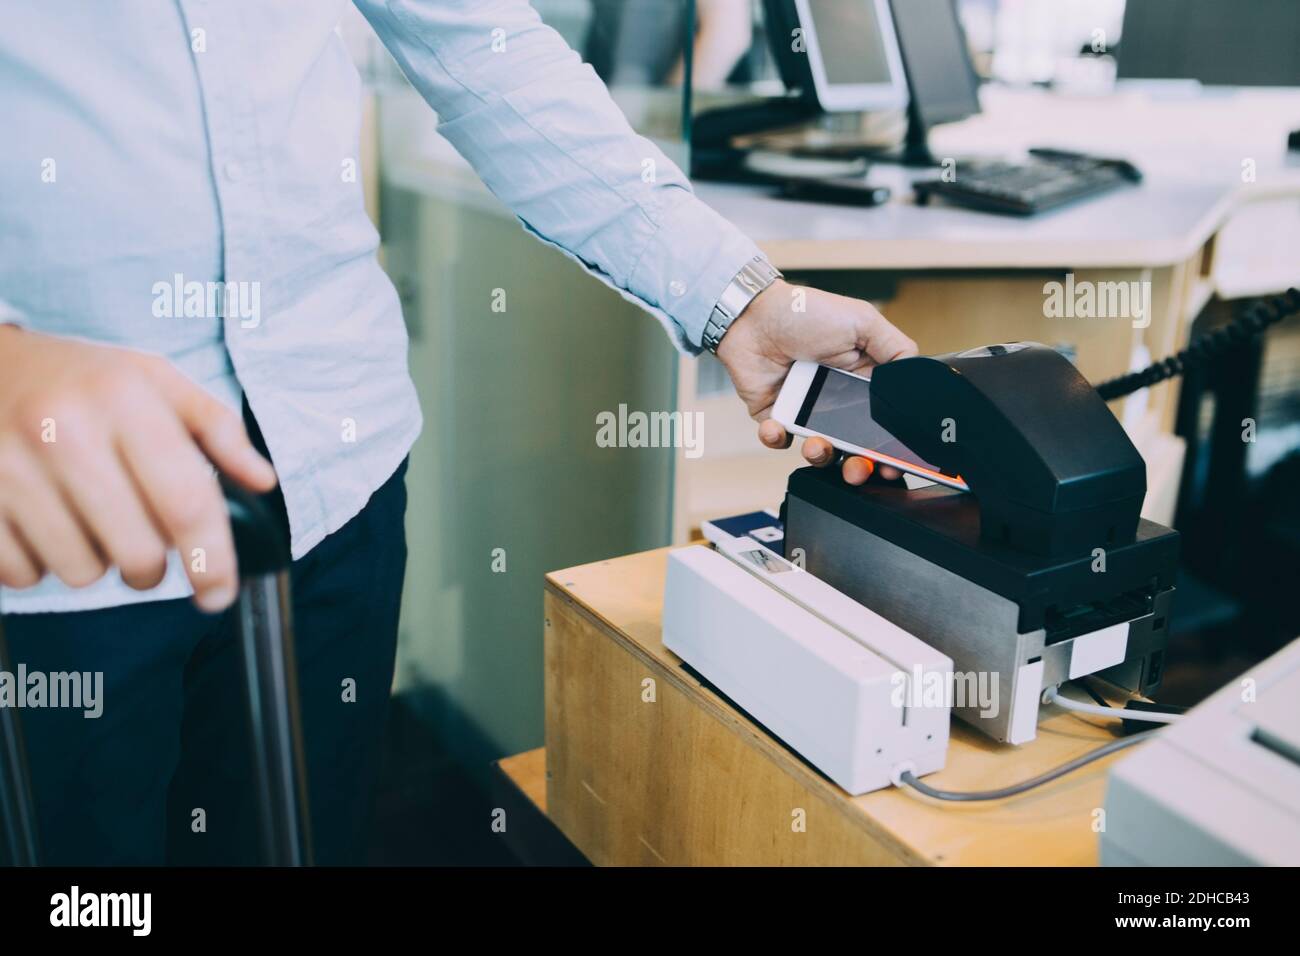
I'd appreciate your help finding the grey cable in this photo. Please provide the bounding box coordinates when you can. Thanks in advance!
[1043,684,1181,724]
[896,729,1159,802]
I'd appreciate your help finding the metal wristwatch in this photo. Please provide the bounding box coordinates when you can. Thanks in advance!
[701,256,783,353]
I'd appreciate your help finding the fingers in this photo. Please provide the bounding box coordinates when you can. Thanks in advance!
[0,518,42,590]
[799,439,875,488]
[842,456,876,485]
[117,403,239,612]
[801,436,834,466]
[0,441,107,588]
[0,336,261,608]
[758,419,792,449]
[147,361,277,492]
[35,400,169,592]
[797,438,876,484]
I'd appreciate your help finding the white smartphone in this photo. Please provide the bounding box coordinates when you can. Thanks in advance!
[772,361,970,492]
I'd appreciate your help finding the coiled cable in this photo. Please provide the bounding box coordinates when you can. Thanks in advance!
[1095,287,1300,401]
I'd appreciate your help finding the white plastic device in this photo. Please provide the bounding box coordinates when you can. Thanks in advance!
[662,533,951,795]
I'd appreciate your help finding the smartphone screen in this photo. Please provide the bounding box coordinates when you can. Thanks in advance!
[794,366,952,477]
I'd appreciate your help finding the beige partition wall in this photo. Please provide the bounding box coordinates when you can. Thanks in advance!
[381,173,679,777]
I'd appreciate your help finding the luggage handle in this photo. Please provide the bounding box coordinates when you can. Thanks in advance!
[0,481,313,867]
[0,626,38,866]
[221,477,314,867]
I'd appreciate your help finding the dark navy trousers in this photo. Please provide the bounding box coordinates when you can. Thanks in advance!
[2,459,408,866]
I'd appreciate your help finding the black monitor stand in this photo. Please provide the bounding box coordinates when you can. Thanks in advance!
[789,99,939,167]
[691,99,947,183]
[869,97,940,166]
[689,96,821,182]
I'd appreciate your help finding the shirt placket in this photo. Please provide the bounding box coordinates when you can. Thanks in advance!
[176,0,299,528]
[177,0,262,329]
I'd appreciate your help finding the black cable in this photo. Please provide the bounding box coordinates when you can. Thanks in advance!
[896,729,1158,802]
[1094,287,1300,401]
[1080,678,1111,708]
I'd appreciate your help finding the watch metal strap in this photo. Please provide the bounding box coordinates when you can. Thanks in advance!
[702,256,783,353]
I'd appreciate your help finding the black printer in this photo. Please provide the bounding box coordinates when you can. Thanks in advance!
[782,343,1178,743]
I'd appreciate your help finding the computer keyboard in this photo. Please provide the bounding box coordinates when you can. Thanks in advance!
[913,155,1138,216]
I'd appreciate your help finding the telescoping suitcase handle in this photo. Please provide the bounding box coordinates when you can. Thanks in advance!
[0,622,39,866]
[222,477,314,867]
[0,482,314,867]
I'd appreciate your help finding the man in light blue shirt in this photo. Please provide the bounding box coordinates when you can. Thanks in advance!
[0,1,913,863]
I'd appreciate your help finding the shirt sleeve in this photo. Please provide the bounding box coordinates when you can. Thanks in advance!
[352,0,765,354]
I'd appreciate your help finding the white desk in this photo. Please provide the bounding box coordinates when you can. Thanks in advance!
[697,174,1230,270]
[696,84,1300,273]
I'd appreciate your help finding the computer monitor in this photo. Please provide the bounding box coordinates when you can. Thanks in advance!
[765,0,907,112]
[888,0,980,131]
[1117,0,1300,86]
[764,0,978,163]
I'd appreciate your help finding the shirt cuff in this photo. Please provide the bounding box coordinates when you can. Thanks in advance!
[628,194,766,354]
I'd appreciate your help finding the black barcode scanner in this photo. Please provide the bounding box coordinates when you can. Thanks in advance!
[869,343,1146,556]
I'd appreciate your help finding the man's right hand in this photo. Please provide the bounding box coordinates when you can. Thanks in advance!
[0,325,278,611]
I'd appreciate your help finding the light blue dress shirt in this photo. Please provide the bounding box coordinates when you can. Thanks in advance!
[0,0,762,613]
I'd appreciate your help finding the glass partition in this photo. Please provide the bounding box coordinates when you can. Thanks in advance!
[532,0,701,158]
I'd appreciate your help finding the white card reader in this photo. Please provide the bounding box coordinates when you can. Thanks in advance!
[663,529,952,795]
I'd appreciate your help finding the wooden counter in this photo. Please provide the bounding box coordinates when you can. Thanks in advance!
[543,547,1139,866]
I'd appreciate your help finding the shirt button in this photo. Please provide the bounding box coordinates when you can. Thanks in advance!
[669,280,686,297]
[223,161,244,182]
